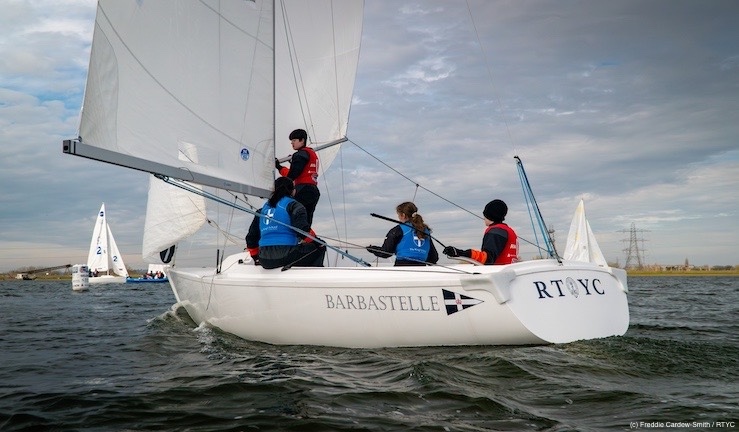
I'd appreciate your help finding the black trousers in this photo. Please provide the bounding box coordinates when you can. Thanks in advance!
[259,243,325,270]
[295,184,320,226]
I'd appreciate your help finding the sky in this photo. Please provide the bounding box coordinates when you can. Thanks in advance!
[1,0,738,273]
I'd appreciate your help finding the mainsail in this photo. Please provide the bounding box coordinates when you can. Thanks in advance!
[65,0,363,197]
[563,199,608,266]
[86,204,109,273]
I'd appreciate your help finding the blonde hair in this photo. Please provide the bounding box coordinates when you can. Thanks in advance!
[396,202,431,240]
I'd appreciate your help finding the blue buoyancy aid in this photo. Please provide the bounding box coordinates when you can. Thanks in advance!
[395,224,431,262]
[259,197,299,247]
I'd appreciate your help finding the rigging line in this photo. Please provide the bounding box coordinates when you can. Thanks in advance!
[347,138,480,219]
[316,152,345,254]
[517,166,543,254]
[370,213,447,248]
[205,219,242,245]
[360,250,480,275]
[95,5,245,150]
[464,0,518,155]
[340,147,350,262]
[237,0,261,147]
[158,175,371,267]
[317,148,352,266]
[330,2,341,131]
[515,156,560,261]
[280,1,314,140]
[348,138,549,254]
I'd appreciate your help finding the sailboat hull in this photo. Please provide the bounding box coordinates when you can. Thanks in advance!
[89,275,127,285]
[168,253,629,348]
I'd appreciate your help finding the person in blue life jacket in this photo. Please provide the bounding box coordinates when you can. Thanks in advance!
[246,177,325,269]
[366,202,439,266]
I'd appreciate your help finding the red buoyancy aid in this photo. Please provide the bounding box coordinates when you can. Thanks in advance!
[294,147,319,186]
[485,223,518,264]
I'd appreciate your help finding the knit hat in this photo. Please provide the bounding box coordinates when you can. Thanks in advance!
[289,129,307,141]
[483,199,507,222]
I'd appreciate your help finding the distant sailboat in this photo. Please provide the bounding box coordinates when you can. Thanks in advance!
[87,203,128,284]
[126,263,170,284]
[564,199,608,266]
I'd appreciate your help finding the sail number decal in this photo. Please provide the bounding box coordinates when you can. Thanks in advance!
[533,277,605,299]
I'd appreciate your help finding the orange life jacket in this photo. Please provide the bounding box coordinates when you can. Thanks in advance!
[294,147,319,186]
[485,223,518,264]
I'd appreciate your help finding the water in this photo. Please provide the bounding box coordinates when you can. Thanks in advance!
[1,277,737,431]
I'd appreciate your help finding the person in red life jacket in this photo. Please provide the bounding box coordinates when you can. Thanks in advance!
[443,199,518,265]
[246,177,325,269]
[366,202,439,266]
[275,128,320,226]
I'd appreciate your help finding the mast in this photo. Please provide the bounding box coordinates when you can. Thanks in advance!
[273,0,277,182]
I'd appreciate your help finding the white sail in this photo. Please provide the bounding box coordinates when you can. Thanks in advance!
[563,199,608,267]
[86,202,129,283]
[142,175,207,263]
[68,0,362,196]
[274,1,363,169]
[107,224,129,277]
[142,143,207,263]
[86,203,109,273]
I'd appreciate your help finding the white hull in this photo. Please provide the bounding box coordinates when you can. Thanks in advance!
[88,275,126,285]
[168,253,629,348]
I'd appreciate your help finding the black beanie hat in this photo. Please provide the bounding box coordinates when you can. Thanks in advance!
[289,129,307,141]
[483,199,507,222]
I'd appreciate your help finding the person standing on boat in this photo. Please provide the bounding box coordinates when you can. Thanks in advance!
[246,177,325,269]
[366,202,439,266]
[275,128,320,226]
[443,199,518,265]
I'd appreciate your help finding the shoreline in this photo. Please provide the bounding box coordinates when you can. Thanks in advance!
[626,271,739,277]
[3,269,739,281]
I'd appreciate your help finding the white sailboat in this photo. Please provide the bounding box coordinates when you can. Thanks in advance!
[87,203,128,284]
[63,1,629,348]
[564,199,609,267]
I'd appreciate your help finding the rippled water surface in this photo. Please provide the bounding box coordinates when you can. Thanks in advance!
[1,277,737,431]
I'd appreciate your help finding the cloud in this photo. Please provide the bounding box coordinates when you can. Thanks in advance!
[1,0,738,272]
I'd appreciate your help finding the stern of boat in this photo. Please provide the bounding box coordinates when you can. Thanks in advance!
[486,260,629,344]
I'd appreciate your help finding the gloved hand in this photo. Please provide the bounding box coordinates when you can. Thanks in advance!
[247,246,261,266]
[443,246,459,257]
[366,245,380,255]
[444,246,470,257]
[275,158,283,170]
